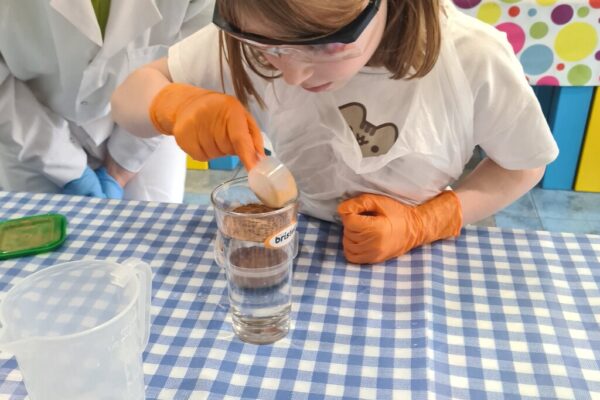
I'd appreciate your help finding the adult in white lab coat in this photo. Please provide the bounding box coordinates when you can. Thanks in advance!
[0,0,214,201]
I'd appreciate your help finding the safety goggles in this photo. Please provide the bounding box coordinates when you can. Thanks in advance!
[213,0,381,63]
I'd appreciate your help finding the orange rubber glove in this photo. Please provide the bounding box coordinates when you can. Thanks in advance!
[337,191,463,264]
[149,83,264,170]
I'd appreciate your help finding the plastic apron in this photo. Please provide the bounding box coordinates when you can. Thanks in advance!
[262,6,475,222]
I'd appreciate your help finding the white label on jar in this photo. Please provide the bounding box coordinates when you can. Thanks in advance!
[265,223,297,249]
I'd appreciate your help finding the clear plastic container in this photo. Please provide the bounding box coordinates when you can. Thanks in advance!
[248,156,298,209]
[0,259,152,400]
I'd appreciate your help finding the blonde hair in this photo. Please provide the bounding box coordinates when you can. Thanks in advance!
[217,0,442,107]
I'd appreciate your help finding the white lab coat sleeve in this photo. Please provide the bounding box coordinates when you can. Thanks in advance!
[0,57,87,187]
[106,126,165,173]
[180,0,215,38]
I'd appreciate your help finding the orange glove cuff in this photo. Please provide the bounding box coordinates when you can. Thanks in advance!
[415,190,463,245]
[148,83,212,135]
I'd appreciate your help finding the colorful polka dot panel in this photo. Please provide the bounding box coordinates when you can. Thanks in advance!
[452,0,600,86]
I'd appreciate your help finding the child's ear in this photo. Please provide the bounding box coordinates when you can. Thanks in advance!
[339,102,366,133]
[366,123,398,157]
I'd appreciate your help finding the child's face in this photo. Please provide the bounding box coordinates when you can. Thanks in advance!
[245,0,388,93]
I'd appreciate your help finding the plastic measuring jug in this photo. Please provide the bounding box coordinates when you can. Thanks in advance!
[0,259,152,400]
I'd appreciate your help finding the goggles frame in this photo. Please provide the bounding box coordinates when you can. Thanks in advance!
[212,0,382,46]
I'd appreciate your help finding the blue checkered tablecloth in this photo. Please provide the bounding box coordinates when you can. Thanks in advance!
[1,191,600,399]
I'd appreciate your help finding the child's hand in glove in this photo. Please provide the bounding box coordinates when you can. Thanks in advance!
[337,191,463,264]
[149,83,264,170]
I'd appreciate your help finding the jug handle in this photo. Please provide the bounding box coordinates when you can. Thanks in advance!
[122,259,153,350]
[0,320,9,353]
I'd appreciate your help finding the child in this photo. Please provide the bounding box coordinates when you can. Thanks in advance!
[111,0,558,264]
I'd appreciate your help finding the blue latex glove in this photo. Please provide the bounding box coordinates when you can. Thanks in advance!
[62,166,106,198]
[95,167,124,199]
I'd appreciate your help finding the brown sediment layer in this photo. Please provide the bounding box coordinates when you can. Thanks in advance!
[233,204,277,214]
[222,203,297,242]
[229,246,288,288]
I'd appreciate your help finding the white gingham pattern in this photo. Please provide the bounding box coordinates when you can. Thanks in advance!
[1,191,599,399]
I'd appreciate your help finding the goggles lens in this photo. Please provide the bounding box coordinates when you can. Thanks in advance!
[237,38,364,63]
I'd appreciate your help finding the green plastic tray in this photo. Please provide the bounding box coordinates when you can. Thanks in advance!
[0,214,67,260]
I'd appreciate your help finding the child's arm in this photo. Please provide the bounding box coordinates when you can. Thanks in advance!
[111,58,265,170]
[454,158,545,225]
[337,159,545,264]
[111,58,172,139]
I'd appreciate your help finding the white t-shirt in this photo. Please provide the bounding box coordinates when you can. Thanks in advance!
[168,4,558,222]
